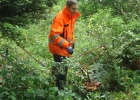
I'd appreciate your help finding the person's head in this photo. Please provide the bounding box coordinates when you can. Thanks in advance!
[66,0,78,15]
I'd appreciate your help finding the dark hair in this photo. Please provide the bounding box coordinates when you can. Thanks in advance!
[66,0,78,7]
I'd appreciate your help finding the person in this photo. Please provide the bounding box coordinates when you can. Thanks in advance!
[48,0,80,90]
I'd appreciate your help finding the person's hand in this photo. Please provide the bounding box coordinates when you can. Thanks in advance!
[67,46,73,55]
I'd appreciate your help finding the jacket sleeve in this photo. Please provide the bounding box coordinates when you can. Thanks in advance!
[49,15,70,49]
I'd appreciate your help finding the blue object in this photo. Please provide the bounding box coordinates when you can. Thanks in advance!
[67,46,73,55]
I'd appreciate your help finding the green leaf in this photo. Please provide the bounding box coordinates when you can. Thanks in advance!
[44,80,49,85]
[1,68,7,76]
[11,95,16,100]
[49,87,58,92]
[58,91,64,96]
[21,76,26,81]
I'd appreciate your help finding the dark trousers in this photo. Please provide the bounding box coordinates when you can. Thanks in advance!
[52,54,68,90]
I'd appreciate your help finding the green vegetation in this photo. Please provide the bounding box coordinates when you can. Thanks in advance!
[0,0,140,100]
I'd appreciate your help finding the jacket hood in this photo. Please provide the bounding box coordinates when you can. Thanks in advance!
[62,6,80,19]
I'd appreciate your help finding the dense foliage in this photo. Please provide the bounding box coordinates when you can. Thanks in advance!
[79,0,140,21]
[0,0,57,39]
[0,0,140,100]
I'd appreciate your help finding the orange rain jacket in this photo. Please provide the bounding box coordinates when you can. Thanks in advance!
[48,6,80,57]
